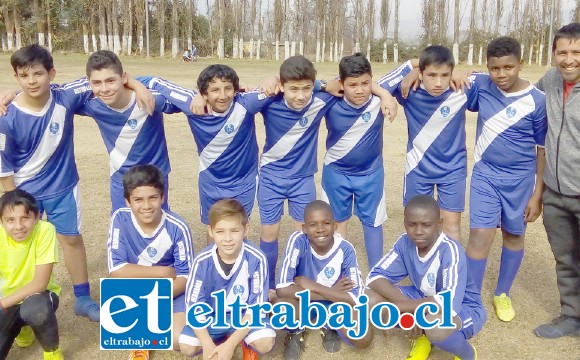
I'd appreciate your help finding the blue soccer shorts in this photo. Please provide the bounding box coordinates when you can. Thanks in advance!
[257,174,316,224]
[38,184,82,235]
[397,285,485,340]
[321,165,387,227]
[469,172,535,235]
[179,318,276,348]
[110,175,170,214]
[403,175,466,212]
[199,175,257,225]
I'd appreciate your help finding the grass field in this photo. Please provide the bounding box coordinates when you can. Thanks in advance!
[0,54,578,360]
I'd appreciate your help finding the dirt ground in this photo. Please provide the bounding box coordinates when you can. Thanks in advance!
[0,54,578,360]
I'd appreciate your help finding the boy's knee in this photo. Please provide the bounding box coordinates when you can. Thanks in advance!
[179,344,200,357]
[20,294,54,326]
[249,337,275,354]
[57,234,84,247]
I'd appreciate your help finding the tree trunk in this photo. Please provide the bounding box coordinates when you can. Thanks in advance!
[99,1,108,50]
[127,0,133,55]
[33,0,46,46]
[394,0,400,43]
[171,0,178,57]
[112,0,121,53]
[107,1,115,51]
[158,0,165,57]
[14,6,22,49]
[3,6,14,51]
[83,23,90,53]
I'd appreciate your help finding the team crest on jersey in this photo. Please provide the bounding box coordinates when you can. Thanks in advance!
[362,112,371,122]
[427,272,435,287]
[49,122,60,135]
[440,106,451,117]
[299,117,309,127]
[324,266,335,279]
[506,106,517,118]
[233,284,245,295]
[127,119,138,129]
[147,247,157,258]
[224,124,235,134]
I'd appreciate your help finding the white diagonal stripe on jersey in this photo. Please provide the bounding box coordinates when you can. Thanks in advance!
[324,96,382,165]
[137,227,173,266]
[108,102,149,176]
[260,97,326,168]
[199,102,248,173]
[404,92,467,176]
[474,94,535,163]
[14,104,66,186]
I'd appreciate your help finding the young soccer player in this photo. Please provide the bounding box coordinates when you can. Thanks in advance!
[388,46,479,242]
[0,44,100,321]
[275,200,365,360]
[321,53,407,269]
[107,164,193,359]
[141,65,276,235]
[80,50,177,212]
[179,199,275,359]
[0,189,64,360]
[533,22,580,339]
[365,195,486,360]
[465,37,547,322]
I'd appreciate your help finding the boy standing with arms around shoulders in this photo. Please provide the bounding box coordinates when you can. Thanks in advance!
[0,189,64,359]
[322,53,405,269]
[179,199,275,359]
[107,164,194,359]
[365,195,486,360]
[275,200,365,360]
[390,46,478,242]
[465,37,547,322]
[0,44,99,321]
[533,23,580,338]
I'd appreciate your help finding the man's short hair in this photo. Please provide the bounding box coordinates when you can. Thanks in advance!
[404,195,440,219]
[339,53,372,81]
[553,23,580,52]
[487,37,521,61]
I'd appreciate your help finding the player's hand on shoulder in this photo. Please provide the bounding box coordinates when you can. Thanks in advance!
[400,68,420,99]
[331,277,354,292]
[259,76,281,96]
[380,93,398,122]
[324,79,343,97]
[0,90,18,116]
[190,93,210,115]
[450,69,474,93]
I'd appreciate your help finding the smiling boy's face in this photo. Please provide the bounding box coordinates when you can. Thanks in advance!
[209,216,248,262]
[302,207,336,254]
[14,63,55,101]
[1,204,39,242]
[202,77,236,113]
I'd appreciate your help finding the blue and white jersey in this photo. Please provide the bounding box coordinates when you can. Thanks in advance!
[277,231,364,303]
[107,208,193,278]
[185,240,268,321]
[391,75,478,182]
[77,79,179,181]
[0,81,92,200]
[367,232,483,317]
[471,74,547,178]
[144,77,275,184]
[260,93,337,178]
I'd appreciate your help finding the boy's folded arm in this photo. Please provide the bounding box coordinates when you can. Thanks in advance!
[298,277,356,305]
[276,282,325,301]
[0,263,53,309]
[109,263,176,279]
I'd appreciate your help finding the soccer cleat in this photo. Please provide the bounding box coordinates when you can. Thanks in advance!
[320,328,341,353]
[407,334,431,360]
[533,315,580,339]
[129,350,149,360]
[242,340,259,360]
[43,348,64,360]
[493,293,515,322]
[74,297,100,322]
[15,326,35,347]
[453,344,477,360]
[284,330,305,360]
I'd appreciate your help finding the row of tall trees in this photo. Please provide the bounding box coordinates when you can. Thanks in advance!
[0,0,578,63]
